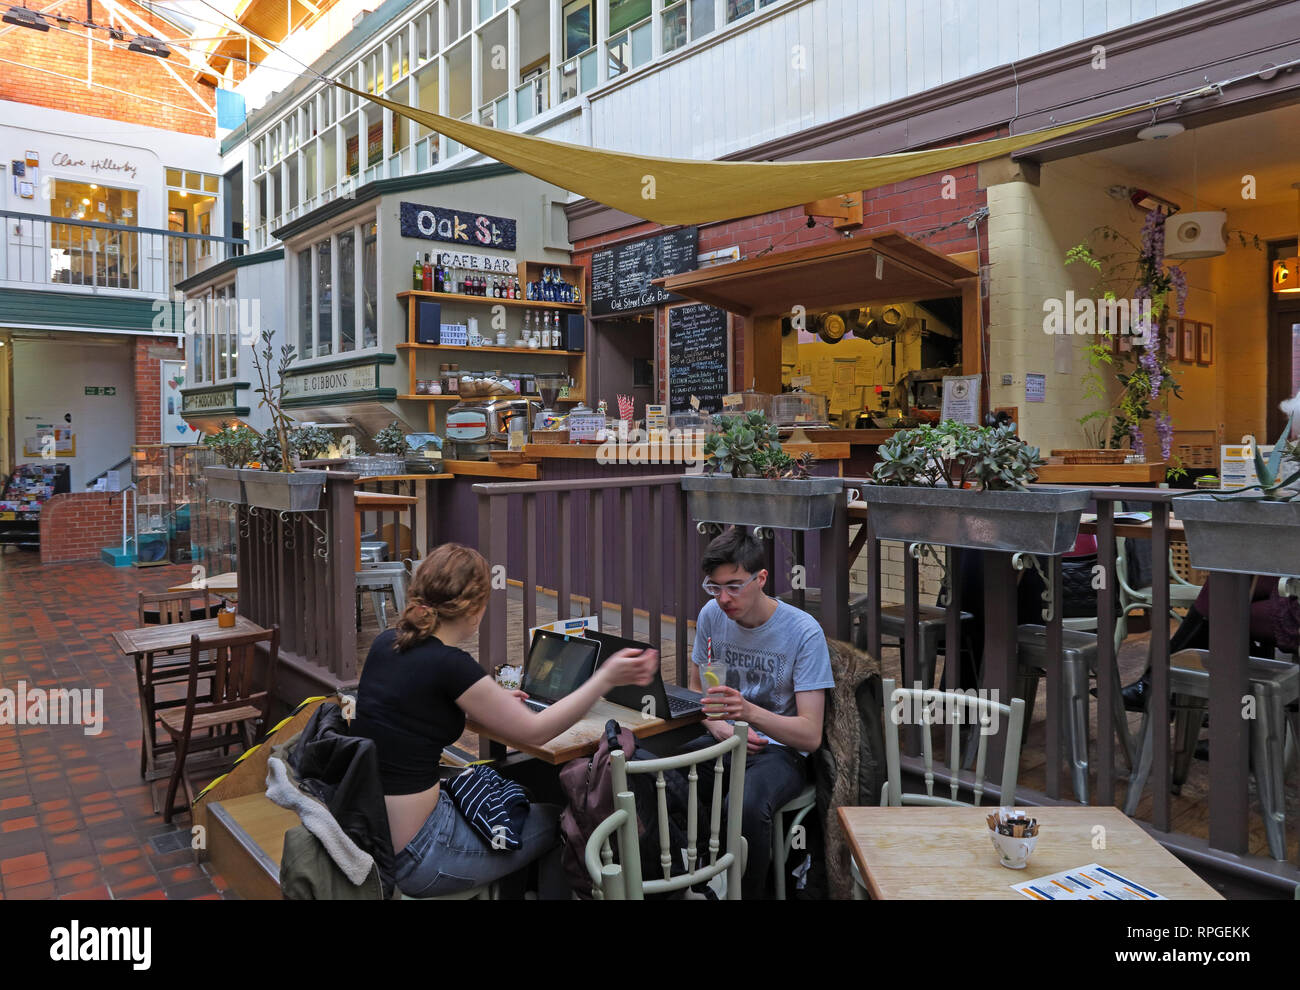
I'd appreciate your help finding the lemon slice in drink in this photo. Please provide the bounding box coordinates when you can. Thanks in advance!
[703,670,721,688]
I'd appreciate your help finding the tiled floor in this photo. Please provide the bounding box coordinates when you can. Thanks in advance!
[0,549,230,900]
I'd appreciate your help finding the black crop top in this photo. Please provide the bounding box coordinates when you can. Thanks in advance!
[352,629,487,795]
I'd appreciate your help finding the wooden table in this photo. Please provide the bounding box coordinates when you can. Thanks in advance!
[354,491,418,570]
[168,570,239,599]
[1079,514,1187,543]
[838,805,1221,899]
[114,615,269,782]
[1035,462,1168,485]
[469,698,703,764]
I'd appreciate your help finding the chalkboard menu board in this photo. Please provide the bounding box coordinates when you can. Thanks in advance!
[590,227,698,317]
[668,304,729,413]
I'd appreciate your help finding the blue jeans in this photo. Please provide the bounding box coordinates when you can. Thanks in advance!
[393,794,564,898]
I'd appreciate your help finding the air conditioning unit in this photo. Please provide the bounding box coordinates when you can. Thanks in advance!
[1164,210,1228,260]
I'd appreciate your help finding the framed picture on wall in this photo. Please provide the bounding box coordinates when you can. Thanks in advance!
[1180,321,1197,363]
[1197,322,1213,365]
[1164,319,1179,359]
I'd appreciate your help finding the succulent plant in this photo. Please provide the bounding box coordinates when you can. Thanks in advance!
[256,427,291,471]
[291,425,334,460]
[372,421,410,456]
[701,410,814,480]
[251,329,298,473]
[204,421,260,468]
[872,420,1043,492]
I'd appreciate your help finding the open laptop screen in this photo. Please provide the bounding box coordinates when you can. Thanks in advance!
[522,630,600,704]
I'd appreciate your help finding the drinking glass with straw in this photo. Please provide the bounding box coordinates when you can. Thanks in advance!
[702,635,728,719]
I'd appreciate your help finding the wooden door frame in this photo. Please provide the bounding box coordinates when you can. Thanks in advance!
[1267,238,1300,440]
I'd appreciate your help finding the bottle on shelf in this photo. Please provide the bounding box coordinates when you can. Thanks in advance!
[434,258,444,293]
[512,274,520,299]
[422,253,433,292]
[412,252,423,291]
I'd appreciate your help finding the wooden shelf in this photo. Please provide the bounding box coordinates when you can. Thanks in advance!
[396,342,585,356]
[398,290,583,312]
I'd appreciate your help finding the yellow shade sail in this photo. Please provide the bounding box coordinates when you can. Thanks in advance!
[338,82,1170,227]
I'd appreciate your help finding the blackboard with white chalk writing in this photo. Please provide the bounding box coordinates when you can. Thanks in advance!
[590,227,697,317]
[668,304,729,413]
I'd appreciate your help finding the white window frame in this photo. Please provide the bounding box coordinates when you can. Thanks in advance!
[291,210,378,366]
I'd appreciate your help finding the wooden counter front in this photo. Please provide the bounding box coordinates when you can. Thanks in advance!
[521,442,851,461]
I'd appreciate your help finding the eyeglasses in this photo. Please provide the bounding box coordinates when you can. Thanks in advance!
[701,572,762,597]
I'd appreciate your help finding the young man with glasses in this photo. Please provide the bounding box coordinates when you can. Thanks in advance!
[681,526,834,899]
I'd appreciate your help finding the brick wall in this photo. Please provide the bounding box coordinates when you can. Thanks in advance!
[0,1,214,137]
[134,339,183,445]
[39,491,133,564]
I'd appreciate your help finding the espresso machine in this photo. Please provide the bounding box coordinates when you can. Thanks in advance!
[445,397,535,460]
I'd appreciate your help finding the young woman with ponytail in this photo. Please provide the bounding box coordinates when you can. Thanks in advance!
[352,543,658,898]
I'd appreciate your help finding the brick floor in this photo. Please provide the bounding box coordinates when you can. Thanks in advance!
[0,549,235,899]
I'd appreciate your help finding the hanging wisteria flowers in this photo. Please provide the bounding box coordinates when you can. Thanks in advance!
[1066,208,1190,461]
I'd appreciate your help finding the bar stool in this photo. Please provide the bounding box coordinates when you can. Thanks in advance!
[777,588,871,643]
[1123,648,1299,860]
[1016,624,1133,804]
[356,561,407,629]
[879,605,974,691]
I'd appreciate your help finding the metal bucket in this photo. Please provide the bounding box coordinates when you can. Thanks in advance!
[241,469,327,512]
[203,466,247,504]
[857,485,1090,554]
[681,475,844,530]
[1174,494,1300,576]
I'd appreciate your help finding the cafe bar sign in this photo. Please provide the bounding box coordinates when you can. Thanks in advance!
[400,202,516,251]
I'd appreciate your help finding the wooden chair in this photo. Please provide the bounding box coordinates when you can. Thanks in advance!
[159,627,279,823]
[585,723,749,900]
[851,678,1026,898]
[136,589,213,780]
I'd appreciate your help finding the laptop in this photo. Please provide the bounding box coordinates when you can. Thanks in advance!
[519,629,601,713]
[584,630,704,719]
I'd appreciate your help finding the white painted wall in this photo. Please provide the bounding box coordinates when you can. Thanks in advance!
[11,338,135,489]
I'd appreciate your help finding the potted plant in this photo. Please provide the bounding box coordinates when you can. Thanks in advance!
[859,420,1089,554]
[203,421,259,503]
[235,330,328,512]
[292,425,335,462]
[680,410,844,529]
[370,421,410,475]
[1173,397,1300,575]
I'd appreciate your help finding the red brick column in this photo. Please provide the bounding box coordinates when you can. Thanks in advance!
[134,339,184,445]
[39,491,134,564]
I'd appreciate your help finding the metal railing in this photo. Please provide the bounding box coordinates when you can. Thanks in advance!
[514,75,550,124]
[1,210,246,296]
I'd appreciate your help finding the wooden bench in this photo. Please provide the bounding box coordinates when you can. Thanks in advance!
[206,793,299,900]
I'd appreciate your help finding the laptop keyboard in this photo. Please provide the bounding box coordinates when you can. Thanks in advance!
[666,695,699,717]
[523,699,548,713]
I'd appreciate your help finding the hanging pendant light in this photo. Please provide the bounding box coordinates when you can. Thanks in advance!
[1273,183,1300,296]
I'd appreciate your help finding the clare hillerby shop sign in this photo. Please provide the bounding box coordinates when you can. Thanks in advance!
[399,202,516,251]
[283,363,378,400]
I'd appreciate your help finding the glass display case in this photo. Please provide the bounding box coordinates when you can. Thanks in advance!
[187,444,238,577]
[132,445,171,567]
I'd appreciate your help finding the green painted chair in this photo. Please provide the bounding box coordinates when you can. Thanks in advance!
[851,678,1026,897]
[585,723,749,900]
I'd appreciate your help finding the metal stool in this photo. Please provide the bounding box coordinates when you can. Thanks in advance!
[777,588,871,644]
[355,562,407,629]
[1016,624,1133,805]
[360,540,389,564]
[772,782,817,900]
[879,605,974,691]
[1123,648,1300,860]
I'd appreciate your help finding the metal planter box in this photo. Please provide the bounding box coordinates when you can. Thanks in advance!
[857,485,1090,555]
[1175,494,1300,576]
[240,469,328,512]
[203,466,247,504]
[681,475,845,530]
